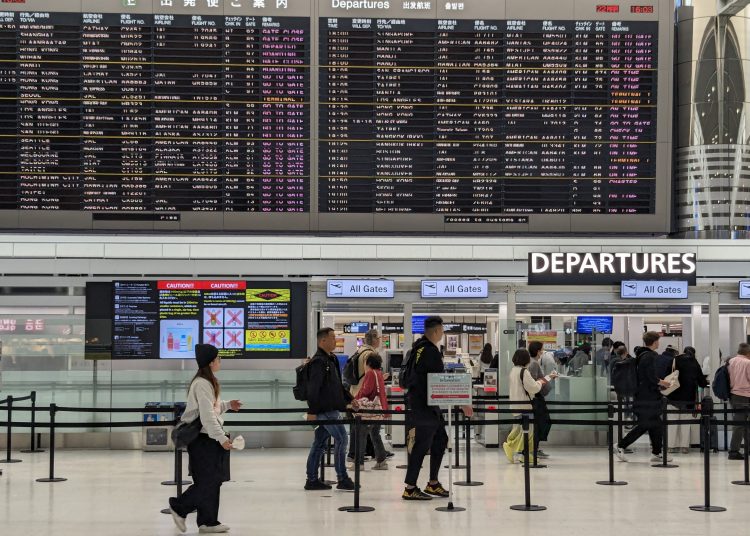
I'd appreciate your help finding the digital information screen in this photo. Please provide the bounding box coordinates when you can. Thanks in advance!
[0,0,311,230]
[318,0,671,233]
[0,0,672,234]
[111,279,305,359]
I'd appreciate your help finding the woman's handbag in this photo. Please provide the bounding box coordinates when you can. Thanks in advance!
[172,417,202,448]
[661,358,681,396]
[521,368,552,442]
[354,371,384,421]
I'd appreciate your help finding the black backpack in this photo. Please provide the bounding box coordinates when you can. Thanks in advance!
[342,349,366,387]
[611,357,638,397]
[399,343,427,392]
[293,361,311,401]
[712,360,732,401]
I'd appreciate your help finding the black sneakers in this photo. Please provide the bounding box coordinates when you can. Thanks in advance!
[402,486,432,500]
[728,451,744,460]
[337,477,357,491]
[304,479,332,491]
[424,482,449,497]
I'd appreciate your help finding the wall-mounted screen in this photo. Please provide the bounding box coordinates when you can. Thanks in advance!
[84,279,307,359]
[576,316,613,334]
[0,0,672,234]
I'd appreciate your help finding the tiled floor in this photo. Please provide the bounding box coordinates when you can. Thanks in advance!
[1,445,748,535]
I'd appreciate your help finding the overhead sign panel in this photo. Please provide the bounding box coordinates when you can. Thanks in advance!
[528,253,697,285]
[740,281,750,299]
[620,280,688,299]
[421,280,488,299]
[326,279,394,298]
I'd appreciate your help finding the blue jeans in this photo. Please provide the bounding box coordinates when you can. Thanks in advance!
[305,410,349,482]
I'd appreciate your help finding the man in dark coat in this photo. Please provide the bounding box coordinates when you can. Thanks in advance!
[616,331,672,462]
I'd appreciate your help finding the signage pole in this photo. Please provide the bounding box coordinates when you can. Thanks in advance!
[436,404,464,513]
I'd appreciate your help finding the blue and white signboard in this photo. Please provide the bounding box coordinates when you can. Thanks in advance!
[421,280,488,299]
[327,279,394,299]
[740,281,750,299]
[621,280,688,299]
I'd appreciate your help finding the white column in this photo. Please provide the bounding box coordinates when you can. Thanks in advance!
[691,304,707,358]
[403,303,413,350]
[626,316,644,353]
[709,290,720,376]
[729,317,746,357]
[681,314,694,348]
[551,316,565,347]
[611,316,627,345]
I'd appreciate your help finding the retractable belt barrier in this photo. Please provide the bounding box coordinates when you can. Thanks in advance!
[1,398,748,515]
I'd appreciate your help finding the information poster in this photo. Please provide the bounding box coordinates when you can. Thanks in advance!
[111,280,300,358]
[245,288,291,352]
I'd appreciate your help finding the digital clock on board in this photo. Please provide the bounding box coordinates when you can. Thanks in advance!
[631,5,654,13]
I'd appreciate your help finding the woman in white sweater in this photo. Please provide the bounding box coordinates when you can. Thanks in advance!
[169,344,242,534]
[502,348,553,463]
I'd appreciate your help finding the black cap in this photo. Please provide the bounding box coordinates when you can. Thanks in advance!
[195,344,218,369]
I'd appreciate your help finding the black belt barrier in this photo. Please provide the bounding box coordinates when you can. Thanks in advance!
[0,395,22,464]
[36,403,66,483]
[509,414,545,512]
[596,402,627,487]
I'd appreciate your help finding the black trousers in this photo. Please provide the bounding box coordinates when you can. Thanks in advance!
[171,434,229,528]
[618,411,663,455]
[404,410,448,487]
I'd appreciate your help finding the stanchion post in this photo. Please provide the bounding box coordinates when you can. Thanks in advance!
[690,398,726,512]
[732,409,750,486]
[445,408,466,469]
[319,431,335,486]
[597,402,627,486]
[456,413,483,487]
[652,398,678,468]
[21,391,44,454]
[161,408,191,486]
[340,416,374,513]
[324,434,334,468]
[0,396,22,463]
[617,395,624,445]
[36,403,66,483]
[510,414,546,512]
[723,401,729,452]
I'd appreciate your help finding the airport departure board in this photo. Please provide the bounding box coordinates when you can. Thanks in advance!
[0,0,311,227]
[319,16,657,215]
[0,0,673,233]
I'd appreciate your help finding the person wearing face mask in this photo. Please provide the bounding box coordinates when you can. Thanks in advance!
[168,344,242,534]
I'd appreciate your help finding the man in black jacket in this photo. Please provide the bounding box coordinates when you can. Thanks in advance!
[616,331,672,462]
[403,316,473,500]
[304,327,355,492]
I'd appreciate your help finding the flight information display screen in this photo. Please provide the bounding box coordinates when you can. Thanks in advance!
[0,0,672,234]
[319,11,659,216]
[0,0,310,229]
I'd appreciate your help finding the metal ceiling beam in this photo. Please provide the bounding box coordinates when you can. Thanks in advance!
[717,0,750,16]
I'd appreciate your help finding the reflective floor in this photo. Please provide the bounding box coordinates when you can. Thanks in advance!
[1,444,748,535]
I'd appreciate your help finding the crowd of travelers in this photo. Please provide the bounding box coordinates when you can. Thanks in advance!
[167,324,750,531]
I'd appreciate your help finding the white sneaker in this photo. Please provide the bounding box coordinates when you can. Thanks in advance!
[347,462,365,471]
[615,447,628,462]
[199,525,230,534]
[372,461,389,470]
[651,454,673,463]
[169,509,187,533]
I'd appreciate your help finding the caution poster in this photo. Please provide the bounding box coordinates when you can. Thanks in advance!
[246,289,291,352]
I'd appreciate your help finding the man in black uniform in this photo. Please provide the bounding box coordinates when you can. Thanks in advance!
[402,316,473,500]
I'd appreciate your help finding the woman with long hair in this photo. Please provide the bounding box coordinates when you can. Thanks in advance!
[502,348,555,464]
[168,344,242,534]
